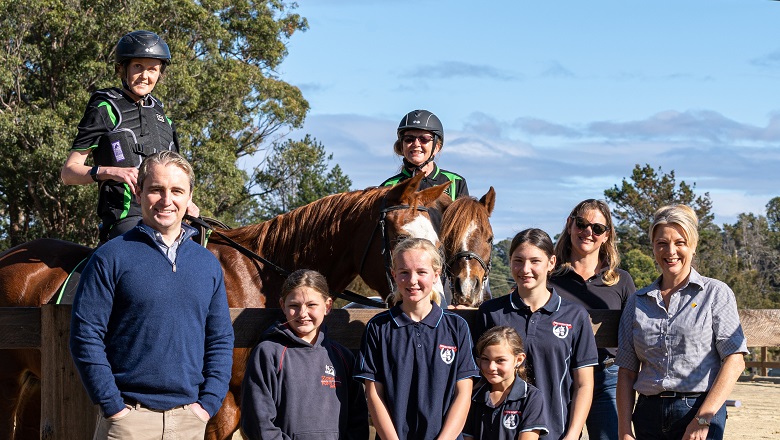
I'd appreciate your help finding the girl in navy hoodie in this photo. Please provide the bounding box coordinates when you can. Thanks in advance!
[240,269,369,440]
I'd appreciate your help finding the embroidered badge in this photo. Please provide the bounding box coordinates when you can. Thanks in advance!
[439,344,457,364]
[320,365,340,388]
[156,113,165,122]
[112,141,125,162]
[552,321,572,339]
[503,410,520,429]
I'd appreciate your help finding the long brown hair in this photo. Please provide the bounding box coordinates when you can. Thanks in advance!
[553,199,621,286]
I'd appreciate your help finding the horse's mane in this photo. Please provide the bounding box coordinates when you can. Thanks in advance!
[440,196,490,254]
[217,186,387,265]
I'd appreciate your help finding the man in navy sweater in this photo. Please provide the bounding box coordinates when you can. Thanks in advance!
[70,150,234,439]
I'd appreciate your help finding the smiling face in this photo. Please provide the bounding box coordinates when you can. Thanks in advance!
[393,248,441,307]
[652,223,694,284]
[568,209,610,258]
[478,341,525,390]
[401,129,440,167]
[137,162,192,241]
[511,243,556,295]
[121,58,163,101]
[280,286,332,343]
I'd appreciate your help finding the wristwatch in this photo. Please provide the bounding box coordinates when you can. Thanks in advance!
[697,416,711,426]
[89,166,100,182]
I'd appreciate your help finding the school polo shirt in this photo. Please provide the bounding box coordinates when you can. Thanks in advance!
[355,302,480,440]
[475,288,598,440]
[464,377,549,439]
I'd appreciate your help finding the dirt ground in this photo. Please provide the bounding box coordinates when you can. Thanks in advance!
[232,378,780,439]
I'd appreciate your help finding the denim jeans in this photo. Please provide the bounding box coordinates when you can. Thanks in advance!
[632,393,727,440]
[586,363,619,440]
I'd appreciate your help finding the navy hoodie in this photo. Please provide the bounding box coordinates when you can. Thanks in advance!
[240,322,369,440]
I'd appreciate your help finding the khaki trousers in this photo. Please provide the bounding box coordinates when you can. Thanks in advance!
[93,402,207,440]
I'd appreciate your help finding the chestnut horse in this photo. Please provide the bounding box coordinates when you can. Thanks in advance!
[441,187,496,308]
[0,173,446,440]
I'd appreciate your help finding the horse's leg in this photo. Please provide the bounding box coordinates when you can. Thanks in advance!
[205,390,241,440]
[0,350,41,440]
[15,370,41,440]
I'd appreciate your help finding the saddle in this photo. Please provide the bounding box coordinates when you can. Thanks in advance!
[55,217,230,304]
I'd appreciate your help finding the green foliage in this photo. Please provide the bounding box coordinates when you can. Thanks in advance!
[251,135,352,221]
[489,238,513,297]
[0,0,310,246]
[605,164,780,308]
[604,164,714,256]
[622,248,657,289]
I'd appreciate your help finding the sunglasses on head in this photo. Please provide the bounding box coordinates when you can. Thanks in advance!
[571,216,609,236]
[402,134,434,144]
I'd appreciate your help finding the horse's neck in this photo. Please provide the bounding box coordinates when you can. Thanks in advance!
[251,197,377,273]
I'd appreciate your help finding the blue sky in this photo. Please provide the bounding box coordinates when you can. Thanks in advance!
[266,0,780,240]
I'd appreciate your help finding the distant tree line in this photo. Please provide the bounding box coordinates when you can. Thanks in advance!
[489,164,780,309]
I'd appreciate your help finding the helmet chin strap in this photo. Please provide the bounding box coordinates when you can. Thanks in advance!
[403,134,438,175]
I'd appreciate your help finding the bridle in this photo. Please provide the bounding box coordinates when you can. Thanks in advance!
[356,198,430,300]
[445,237,492,300]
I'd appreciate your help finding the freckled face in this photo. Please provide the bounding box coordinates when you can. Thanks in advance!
[280,287,332,343]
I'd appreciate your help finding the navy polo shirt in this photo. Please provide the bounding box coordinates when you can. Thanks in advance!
[464,376,549,439]
[355,302,480,440]
[475,288,598,440]
[550,267,635,358]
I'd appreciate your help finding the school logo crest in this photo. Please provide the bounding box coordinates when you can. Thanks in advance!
[320,364,340,388]
[439,344,457,364]
[503,410,520,429]
[552,321,572,339]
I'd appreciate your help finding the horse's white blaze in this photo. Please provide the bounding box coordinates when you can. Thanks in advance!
[402,214,439,246]
[457,220,484,301]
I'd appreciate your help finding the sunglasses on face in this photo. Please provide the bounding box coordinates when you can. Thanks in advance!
[572,216,609,236]
[402,134,434,144]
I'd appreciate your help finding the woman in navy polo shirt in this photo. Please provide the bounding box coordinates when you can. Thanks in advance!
[476,228,598,440]
[549,199,636,440]
[616,205,747,440]
[355,237,479,439]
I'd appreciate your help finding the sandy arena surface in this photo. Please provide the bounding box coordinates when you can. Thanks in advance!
[232,379,780,439]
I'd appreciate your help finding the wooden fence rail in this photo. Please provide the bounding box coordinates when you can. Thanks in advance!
[1,305,779,439]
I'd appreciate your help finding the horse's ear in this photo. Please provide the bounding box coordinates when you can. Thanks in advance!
[434,191,454,213]
[418,182,448,207]
[386,173,424,203]
[479,187,496,216]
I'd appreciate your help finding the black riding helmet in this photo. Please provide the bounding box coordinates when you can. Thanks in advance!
[115,30,171,66]
[396,109,444,142]
[393,110,444,171]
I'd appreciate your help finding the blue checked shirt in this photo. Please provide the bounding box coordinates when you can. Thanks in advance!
[616,268,748,395]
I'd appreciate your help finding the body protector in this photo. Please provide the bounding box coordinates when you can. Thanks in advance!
[91,88,176,168]
[87,87,177,234]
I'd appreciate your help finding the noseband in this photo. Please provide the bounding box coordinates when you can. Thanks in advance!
[445,239,492,300]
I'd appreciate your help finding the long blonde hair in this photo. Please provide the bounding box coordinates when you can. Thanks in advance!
[553,199,621,286]
[387,238,443,306]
